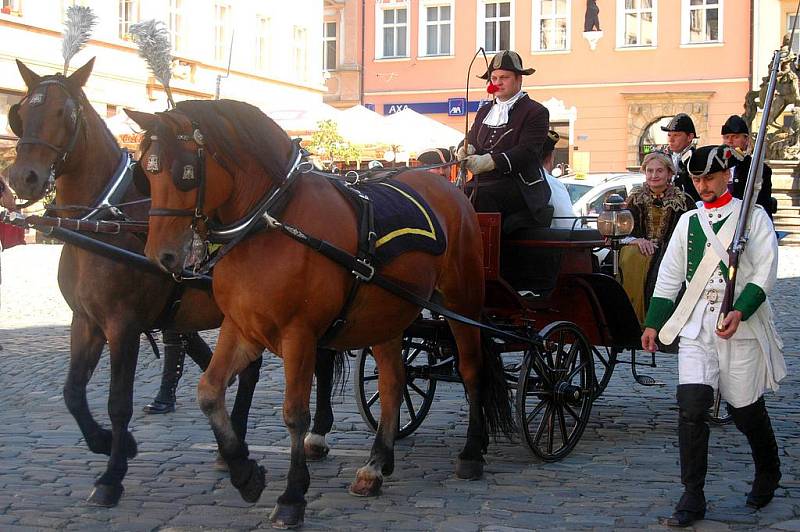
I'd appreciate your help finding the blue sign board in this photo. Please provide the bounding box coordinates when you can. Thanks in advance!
[383,100,489,115]
[447,97,467,116]
[364,103,376,111]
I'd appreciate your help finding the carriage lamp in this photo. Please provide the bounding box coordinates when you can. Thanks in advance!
[597,194,634,278]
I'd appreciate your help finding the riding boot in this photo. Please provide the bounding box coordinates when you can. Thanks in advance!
[665,384,714,528]
[729,397,782,509]
[143,330,185,414]
[181,332,212,371]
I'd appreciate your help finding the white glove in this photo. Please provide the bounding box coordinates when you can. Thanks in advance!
[456,144,476,160]
[464,153,495,174]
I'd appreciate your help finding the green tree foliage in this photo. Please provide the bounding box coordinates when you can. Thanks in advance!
[308,119,361,168]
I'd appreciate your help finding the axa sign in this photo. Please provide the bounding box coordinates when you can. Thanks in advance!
[386,104,410,114]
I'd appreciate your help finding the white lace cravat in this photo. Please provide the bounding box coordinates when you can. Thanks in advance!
[482,90,525,127]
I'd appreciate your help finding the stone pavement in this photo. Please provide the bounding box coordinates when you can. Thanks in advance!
[0,244,798,531]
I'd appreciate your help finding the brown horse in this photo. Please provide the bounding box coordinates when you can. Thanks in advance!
[126,99,513,528]
[5,59,340,508]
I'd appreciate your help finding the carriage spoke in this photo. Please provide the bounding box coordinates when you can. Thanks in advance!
[362,374,379,382]
[547,404,556,454]
[408,381,428,398]
[366,390,380,408]
[566,361,589,382]
[563,341,579,373]
[525,397,548,425]
[405,346,422,364]
[563,403,581,422]
[556,404,569,444]
[403,388,416,419]
[533,402,553,448]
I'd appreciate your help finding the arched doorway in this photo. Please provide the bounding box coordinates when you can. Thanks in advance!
[638,116,671,164]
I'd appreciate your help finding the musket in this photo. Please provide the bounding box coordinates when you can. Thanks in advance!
[716,4,799,328]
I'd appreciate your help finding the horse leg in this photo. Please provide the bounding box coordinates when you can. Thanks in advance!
[63,314,136,459]
[304,348,337,461]
[197,321,265,503]
[350,337,404,497]
[269,337,317,529]
[449,323,513,480]
[86,326,141,507]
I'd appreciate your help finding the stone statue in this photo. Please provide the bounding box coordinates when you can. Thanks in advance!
[584,0,601,32]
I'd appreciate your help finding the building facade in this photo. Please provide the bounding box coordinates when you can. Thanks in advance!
[323,0,791,172]
[0,0,326,137]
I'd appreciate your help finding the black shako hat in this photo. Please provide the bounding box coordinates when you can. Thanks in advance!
[543,130,560,154]
[686,145,744,177]
[479,50,535,80]
[721,115,749,135]
[417,147,454,165]
[661,113,697,136]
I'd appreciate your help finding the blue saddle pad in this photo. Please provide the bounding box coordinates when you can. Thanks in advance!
[356,179,446,265]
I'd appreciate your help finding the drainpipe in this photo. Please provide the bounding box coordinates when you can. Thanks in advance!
[749,0,755,91]
[360,0,365,105]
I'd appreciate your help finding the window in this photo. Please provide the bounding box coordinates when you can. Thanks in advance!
[787,15,799,53]
[682,0,722,44]
[168,0,185,52]
[255,15,271,72]
[421,3,452,56]
[480,1,511,53]
[2,0,21,13]
[377,4,409,58]
[214,3,232,63]
[118,0,139,40]
[293,26,308,81]
[323,21,337,70]
[533,0,569,52]
[618,0,656,47]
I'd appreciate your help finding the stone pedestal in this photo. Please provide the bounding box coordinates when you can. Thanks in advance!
[582,31,604,50]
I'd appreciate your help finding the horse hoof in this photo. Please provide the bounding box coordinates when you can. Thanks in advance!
[213,453,229,472]
[87,483,124,507]
[236,464,266,503]
[269,501,306,529]
[303,434,330,462]
[455,458,484,480]
[349,473,383,497]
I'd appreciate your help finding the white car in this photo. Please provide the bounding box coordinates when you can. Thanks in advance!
[560,172,646,220]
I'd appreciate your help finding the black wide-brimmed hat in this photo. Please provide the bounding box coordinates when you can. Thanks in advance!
[478,50,535,80]
[661,113,697,136]
[417,147,454,164]
[721,115,749,135]
[686,145,744,177]
[543,130,560,153]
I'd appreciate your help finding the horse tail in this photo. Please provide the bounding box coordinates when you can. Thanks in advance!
[331,350,349,395]
[479,323,516,438]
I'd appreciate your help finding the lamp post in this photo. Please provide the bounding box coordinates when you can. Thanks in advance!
[597,194,634,278]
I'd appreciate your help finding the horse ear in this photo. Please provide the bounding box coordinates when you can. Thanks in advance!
[16,59,41,88]
[124,108,157,131]
[67,57,95,88]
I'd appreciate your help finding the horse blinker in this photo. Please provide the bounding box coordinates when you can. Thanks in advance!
[8,103,22,137]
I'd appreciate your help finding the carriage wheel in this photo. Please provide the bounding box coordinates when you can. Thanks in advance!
[590,346,617,399]
[516,321,594,462]
[354,337,438,439]
[708,387,733,426]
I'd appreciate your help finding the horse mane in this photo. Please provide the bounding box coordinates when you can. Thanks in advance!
[172,99,293,182]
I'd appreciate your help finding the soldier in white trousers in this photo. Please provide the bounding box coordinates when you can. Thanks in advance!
[641,145,786,527]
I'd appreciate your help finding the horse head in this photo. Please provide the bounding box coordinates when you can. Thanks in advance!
[7,58,95,201]
[126,100,292,275]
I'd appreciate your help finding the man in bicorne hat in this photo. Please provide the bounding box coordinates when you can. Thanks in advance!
[457,50,552,231]
[662,113,701,203]
[721,114,775,220]
[641,145,785,528]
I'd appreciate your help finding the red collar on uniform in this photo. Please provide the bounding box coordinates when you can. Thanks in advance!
[703,191,733,209]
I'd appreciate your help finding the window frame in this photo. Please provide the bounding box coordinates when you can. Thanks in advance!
[375,1,410,60]
[477,0,514,54]
[418,1,455,58]
[323,21,337,71]
[681,0,723,45]
[254,15,271,72]
[213,2,233,64]
[293,25,309,81]
[616,0,657,49]
[118,0,139,40]
[531,0,570,53]
[168,0,186,53]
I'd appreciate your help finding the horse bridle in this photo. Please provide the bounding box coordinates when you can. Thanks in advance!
[9,75,84,183]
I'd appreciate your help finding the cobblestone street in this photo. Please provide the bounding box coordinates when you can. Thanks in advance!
[0,244,798,531]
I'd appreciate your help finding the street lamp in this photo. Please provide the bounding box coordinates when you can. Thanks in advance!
[597,193,634,278]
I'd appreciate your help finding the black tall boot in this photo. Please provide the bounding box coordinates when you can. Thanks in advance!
[143,330,185,414]
[729,397,782,509]
[665,384,714,528]
[181,332,212,371]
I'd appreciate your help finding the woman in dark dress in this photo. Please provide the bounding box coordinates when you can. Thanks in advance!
[620,152,691,323]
